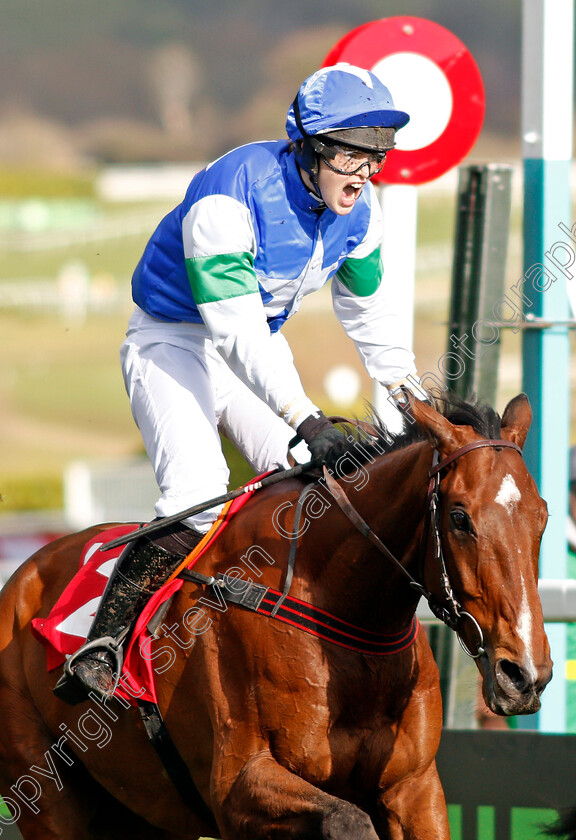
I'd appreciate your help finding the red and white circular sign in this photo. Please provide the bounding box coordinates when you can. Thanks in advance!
[322,17,485,185]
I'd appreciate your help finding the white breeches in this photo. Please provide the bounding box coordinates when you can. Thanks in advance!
[120,307,297,532]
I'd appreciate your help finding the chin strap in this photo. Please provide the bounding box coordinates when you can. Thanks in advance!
[295,146,324,209]
[309,182,326,210]
[292,95,325,209]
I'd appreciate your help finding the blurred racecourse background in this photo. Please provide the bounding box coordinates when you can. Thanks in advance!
[0,0,574,528]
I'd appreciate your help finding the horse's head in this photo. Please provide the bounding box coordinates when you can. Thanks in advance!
[410,393,552,716]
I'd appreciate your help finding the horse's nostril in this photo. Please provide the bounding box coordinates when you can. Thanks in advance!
[496,659,531,695]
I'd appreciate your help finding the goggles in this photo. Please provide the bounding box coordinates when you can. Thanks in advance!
[312,141,387,177]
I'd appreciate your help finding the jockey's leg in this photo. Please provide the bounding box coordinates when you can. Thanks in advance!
[119,309,231,533]
[218,379,294,475]
[213,332,300,474]
[53,520,203,705]
[119,311,303,519]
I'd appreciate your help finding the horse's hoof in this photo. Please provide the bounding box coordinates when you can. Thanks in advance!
[321,803,378,840]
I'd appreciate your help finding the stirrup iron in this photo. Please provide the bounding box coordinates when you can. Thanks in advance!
[64,635,124,681]
[55,635,125,703]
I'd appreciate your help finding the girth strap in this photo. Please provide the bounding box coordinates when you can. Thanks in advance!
[138,699,218,831]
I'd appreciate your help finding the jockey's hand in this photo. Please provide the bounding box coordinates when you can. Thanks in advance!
[296,412,348,465]
[388,377,430,409]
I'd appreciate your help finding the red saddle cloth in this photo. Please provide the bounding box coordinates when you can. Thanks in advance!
[31,491,256,705]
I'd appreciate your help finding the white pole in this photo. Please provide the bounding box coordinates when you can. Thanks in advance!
[520,0,574,733]
[375,183,418,433]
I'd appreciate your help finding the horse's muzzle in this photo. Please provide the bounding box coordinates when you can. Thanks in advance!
[480,654,553,716]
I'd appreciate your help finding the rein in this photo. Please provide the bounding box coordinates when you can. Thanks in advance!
[100,460,315,552]
[323,437,523,659]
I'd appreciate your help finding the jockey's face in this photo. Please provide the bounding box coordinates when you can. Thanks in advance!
[314,157,371,216]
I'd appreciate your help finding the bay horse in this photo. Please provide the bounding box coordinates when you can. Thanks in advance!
[0,394,552,840]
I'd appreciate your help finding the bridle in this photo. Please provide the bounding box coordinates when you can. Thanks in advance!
[322,437,523,660]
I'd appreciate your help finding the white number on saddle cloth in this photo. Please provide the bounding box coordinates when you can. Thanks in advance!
[30,524,140,671]
[54,545,119,640]
[55,595,104,640]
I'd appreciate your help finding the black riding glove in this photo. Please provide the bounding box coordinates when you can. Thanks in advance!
[296,412,347,465]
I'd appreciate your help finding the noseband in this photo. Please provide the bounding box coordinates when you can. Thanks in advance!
[323,437,523,660]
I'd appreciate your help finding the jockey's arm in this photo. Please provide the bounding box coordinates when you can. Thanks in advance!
[186,253,319,438]
[332,251,426,403]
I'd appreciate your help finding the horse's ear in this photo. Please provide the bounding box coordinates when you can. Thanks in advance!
[406,397,464,454]
[500,393,532,450]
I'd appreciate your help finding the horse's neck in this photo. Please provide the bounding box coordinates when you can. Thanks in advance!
[312,442,431,631]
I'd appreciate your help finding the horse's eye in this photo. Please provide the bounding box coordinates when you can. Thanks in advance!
[450,509,472,533]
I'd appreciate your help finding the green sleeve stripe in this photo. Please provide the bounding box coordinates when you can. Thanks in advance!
[186,252,258,304]
[335,247,383,297]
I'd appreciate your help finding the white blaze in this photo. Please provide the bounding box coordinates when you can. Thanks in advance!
[495,474,521,513]
[493,474,538,680]
[517,574,538,681]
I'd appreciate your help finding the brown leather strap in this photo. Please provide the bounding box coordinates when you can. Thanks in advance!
[327,416,382,438]
[323,469,419,587]
[138,700,217,829]
[429,439,522,477]
[271,482,316,617]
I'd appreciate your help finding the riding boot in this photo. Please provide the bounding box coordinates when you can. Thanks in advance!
[53,522,203,705]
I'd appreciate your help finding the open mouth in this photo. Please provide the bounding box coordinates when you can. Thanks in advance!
[342,182,363,204]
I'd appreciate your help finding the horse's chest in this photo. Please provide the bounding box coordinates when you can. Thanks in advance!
[250,628,421,787]
[269,714,398,791]
[260,670,403,789]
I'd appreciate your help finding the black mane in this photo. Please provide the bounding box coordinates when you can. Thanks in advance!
[326,393,503,473]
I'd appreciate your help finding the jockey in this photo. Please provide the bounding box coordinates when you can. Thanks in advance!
[55,63,427,705]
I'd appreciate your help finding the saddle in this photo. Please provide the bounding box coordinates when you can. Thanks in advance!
[31,488,256,704]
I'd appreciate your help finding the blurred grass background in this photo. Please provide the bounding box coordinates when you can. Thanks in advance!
[0,167,572,515]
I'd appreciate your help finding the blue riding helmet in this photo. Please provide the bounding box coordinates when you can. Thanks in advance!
[286,63,410,189]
